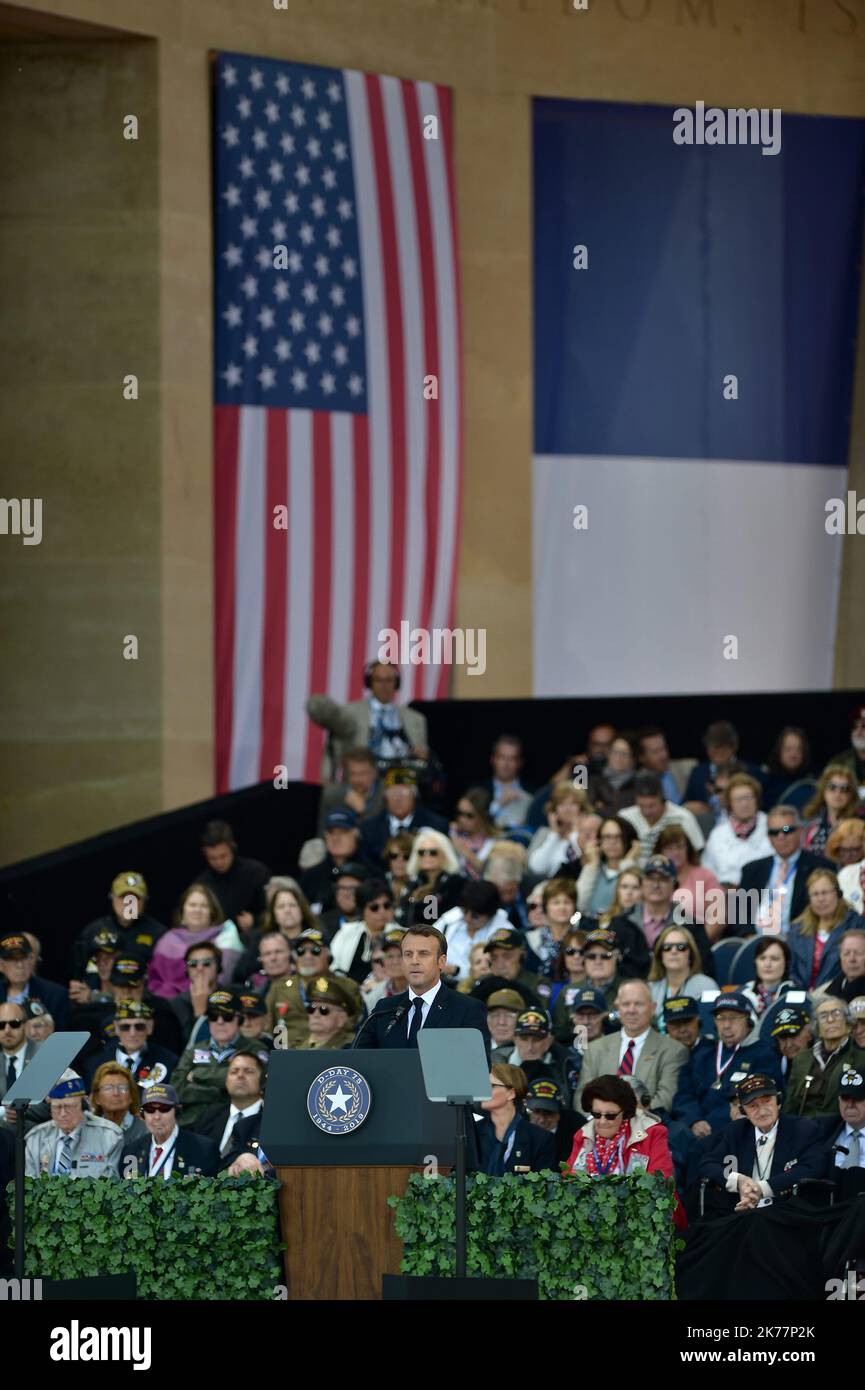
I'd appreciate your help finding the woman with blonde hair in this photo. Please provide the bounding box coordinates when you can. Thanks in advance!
[147,883,243,999]
[788,868,865,990]
[457,940,491,994]
[89,1061,147,1144]
[802,764,865,856]
[527,782,593,878]
[399,828,465,927]
[599,865,642,927]
[648,925,717,1028]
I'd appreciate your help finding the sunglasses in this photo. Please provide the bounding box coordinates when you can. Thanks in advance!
[0,1019,24,1029]
[386,850,407,860]
[661,942,689,953]
[565,947,583,958]
[306,1003,341,1016]
[417,848,440,857]
[826,782,852,793]
[584,951,614,961]
[117,1021,148,1032]
[187,960,215,971]
[206,1011,237,1023]
[294,945,322,957]
[591,1109,622,1122]
[366,901,393,912]
[768,825,797,837]
[142,1104,174,1115]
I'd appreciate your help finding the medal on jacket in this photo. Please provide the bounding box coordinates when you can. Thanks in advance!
[712,1041,740,1090]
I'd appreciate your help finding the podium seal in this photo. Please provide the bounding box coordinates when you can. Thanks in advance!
[307,1065,372,1134]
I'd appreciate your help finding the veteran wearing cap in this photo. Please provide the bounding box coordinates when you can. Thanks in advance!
[83,999,179,1091]
[819,1069,865,1190]
[238,992,273,1047]
[578,928,624,1011]
[0,933,67,1027]
[661,996,702,1051]
[295,976,359,1049]
[698,1073,826,1214]
[784,995,865,1120]
[506,1007,572,1103]
[470,927,552,1010]
[265,928,363,1049]
[672,990,783,1139]
[359,765,449,870]
[171,989,270,1129]
[24,1071,123,1179]
[525,1077,584,1165]
[71,871,167,979]
[768,1005,813,1080]
[486,988,525,1064]
[121,1083,220,1179]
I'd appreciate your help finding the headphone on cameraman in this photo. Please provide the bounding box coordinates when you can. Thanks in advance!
[363,659,401,691]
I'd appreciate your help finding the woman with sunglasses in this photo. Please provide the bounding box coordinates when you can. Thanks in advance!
[787,868,865,990]
[449,787,499,879]
[475,1063,558,1174]
[399,829,465,927]
[567,1075,682,1221]
[550,927,588,1041]
[329,879,395,984]
[382,832,414,907]
[648,925,717,1030]
[90,1061,147,1144]
[148,883,243,999]
[802,764,865,856]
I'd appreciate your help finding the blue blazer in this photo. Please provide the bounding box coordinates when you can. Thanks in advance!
[359,805,449,867]
[474,1112,557,1175]
[699,1114,826,1195]
[121,1128,220,1179]
[354,982,491,1060]
[672,1037,784,1133]
[787,909,865,990]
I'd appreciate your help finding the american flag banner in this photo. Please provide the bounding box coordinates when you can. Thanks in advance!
[213,52,462,791]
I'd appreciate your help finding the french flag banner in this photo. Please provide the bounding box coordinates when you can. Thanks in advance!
[532,99,865,697]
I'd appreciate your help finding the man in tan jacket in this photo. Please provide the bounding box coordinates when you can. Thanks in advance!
[576,979,688,1114]
[267,929,362,1047]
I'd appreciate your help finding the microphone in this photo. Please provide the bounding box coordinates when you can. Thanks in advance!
[351,1000,406,1047]
[384,1005,407,1036]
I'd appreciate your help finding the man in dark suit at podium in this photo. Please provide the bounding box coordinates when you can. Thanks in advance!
[354,925,491,1061]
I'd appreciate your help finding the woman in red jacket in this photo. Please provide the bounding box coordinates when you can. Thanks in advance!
[567,1073,686,1228]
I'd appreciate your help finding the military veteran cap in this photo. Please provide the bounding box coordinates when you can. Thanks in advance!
[110,955,146,986]
[383,766,417,789]
[643,855,677,881]
[569,987,608,1014]
[239,992,267,1017]
[583,928,618,952]
[110,871,148,899]
[91,927,120,953]
[47,1070,86,1102]
[514,1008,552,1037]
[712,990,752,1017]
[663,995,700,1024]
[770,1005,811,1038]
[141,1083,180,1109]
[525,1078,564,1114]
[486,988,525,1013]
[207,989,241,1017]
[382,927,406,948]
[737,1073,780,1104]
[0,934,33,960]
[295,927,328,948]
[483,927,523,953]
[115,999,153,1022]
[324,808,358,831]
[839,1069,865,1099]
[308,975,357,1017]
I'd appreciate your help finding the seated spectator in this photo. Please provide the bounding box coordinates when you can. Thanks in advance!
[196,820,270,934]
[526,782,592,878]
[71,871,167,979]
[598,866,642,928]
[576,816,640,917]
[306,659,429,781]
[683,720,760,820]
[525,1077,583,1165]
[83,999,178,1091]
[234,929,293,996]
[475,1063,557,1174]
[504,1008,572,1100]
[549,928,588,1036]
[363,927,408,1009]
[829,703,865,792]
[819,928,865,1005]
[590,736,638,819]
[297,976,358,1049]
[439,880,509,982]
[448,787,499,879]
[238,994,273,1048]
[147,885,242,1000]
[122,1083,220,1178]
[474,927,553,1010]
[735,807,833,936]
[768,1004,814,1085]
[317,747,384,834]
[568,1074,683,1226]
[740,937,797,1017]
[486,988,525,1064]
[578,980,688,1113]
[580,929,624,1010]
[524,731,615,832]
[382,831,414,904]
[319,862,370,941]
[621,1073,699,1196]
[68,926,120,1009]
[24,1003,53,1046]
[362,942,389,998]
[330,879,395,984]
[266,928,363,1048]
[787,868,864,990]
[68,950,184,1059]
[0,932,67,1027]
[654,826,724,940]
[819,1067,865,1188]
[829,818,865,887]
[359,767,448,869]
[260,881,317,941]
[302,809,374,910]
[167,942,222,1049]
[661,996,703,1052]
[171,989,270,1128]
[458,941,491,995]
[701,773,772,888]
[484,735,533,829]
[611,854,713,979]
[853,996,865,1049]
[620,774,705,868]
[784,996,865,1120]
[1,1002,42,1132]
[698,1072,825,1214]
[25,1071,123,1179]
[90,1062,147,1146]
[672,992,782,1139]
[398,830,466,929]
[525,877,580,978]
[558,986,609,1084]
[802,764,865,857]
[759,726,815,813]
[196,1052,266,1159]
[648,926,717,1027]
[634,725,694,804]
[483,843,531,932]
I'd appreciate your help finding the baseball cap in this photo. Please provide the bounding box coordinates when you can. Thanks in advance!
[483,928,523,953]
[569,987,608,1014]
[583,928,618,952]
[383,766,417,789]
[0,934,32,960]
[110,872,148,899]
[295,927,328,948]
[769,1005,810,1038]
[663,995,700,1024]
[239,993,267,1017]
[110,955,147,986]
[514,1008,552,1037]
[115,1000,153,1022]
[206,989,241,1018]
[737,1073,780,1104]
[141,1083,180,1110]
[486,988,525,1013]
[324,809,358,831]
[525,1078,563,1114]
[91,927,120,953]
[333,861,369,883]
[712,990,752,1017]
[839,1069,865,1098]
[643,855,677,880]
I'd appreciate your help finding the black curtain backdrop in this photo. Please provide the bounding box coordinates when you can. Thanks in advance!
[1,688,862,986]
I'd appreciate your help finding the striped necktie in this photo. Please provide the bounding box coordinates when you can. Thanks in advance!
[55,1134,74,1176]
[619,1039,635,1076]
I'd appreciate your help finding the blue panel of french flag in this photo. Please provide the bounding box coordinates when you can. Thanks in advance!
[532,99,865,696]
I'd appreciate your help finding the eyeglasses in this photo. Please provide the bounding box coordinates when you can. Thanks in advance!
[661,942,689,954]
[591,1109,622,1122]
[826,782,852,793]
[116,1022,148,1032]
[99,1083,130,1094]
[366,901,393,912]
[142,1104,174,1115]
[490,1082,510,1090]
[0,1019,24,1029]
[417,848,440,857]
[768,825,798,837]
[817,1009,845,1022]
[386,850,407,860]
[306,1003,342,1016]
[565,947,583,958]
[584,951,614,962]
[186,960,215,971]
[206,1011,237,1023]
[294,945,322,958]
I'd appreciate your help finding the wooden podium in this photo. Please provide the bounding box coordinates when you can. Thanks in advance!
[262,1050,455,1301]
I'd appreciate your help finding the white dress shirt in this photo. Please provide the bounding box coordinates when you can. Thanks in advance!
[3,1041,28,1082]
[116,1047,142,1070]
[218,1099,263,1156]
[406,980,442,1039]
[618,1028,651,1069]
[726,1121,778,1201]
[835,1122,864,1168]
[149,1125,179,1179]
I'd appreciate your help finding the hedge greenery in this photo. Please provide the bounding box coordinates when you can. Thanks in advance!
[9,1175,283,1300]
[389,1169,681,1300]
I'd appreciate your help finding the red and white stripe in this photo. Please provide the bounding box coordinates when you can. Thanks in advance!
[214,70,462,790]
